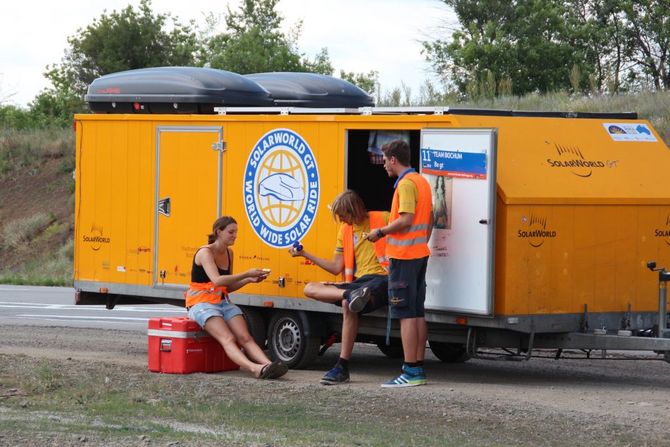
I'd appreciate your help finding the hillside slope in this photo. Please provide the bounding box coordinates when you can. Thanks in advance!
[0,129,74,285]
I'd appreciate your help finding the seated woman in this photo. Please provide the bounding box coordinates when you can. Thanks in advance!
[186,216,287,379]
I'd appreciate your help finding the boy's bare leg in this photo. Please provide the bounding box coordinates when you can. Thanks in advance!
[340,304,359,359]
[304,282,347,303]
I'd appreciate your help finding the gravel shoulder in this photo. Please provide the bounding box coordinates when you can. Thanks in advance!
[1,325,670,446]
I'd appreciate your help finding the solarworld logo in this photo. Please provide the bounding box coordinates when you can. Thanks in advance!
[655,215,670,246]
[546,144,615,178]
[518,214,557,248]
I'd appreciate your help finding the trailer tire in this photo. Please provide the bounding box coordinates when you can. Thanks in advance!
[241,307,266,348]
[267,311,320,369]
[429,341,471,363]
[376,339,404,359]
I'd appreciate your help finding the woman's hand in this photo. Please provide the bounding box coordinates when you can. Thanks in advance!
[246,268,269,278]
[244,268,270,283]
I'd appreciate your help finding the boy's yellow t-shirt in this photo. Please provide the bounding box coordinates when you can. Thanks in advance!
[334,214,389,277]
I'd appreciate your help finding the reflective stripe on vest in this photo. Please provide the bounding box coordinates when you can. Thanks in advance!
[387,172,432,260]
[342,211,389,282]
[185,282,228,308]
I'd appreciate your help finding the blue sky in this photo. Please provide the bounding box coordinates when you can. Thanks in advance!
[0,0,455,106]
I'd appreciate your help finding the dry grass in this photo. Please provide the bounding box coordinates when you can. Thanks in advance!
[0,128,73,177]
[2,213,54,250]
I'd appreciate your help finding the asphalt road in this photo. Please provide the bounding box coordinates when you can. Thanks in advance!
[0,285,184,331]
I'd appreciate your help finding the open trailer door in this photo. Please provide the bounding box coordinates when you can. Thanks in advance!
[421,128,497,316]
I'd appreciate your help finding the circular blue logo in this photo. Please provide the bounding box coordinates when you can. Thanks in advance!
[243,129,319,248]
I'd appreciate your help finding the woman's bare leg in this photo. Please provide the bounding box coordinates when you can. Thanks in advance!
[227,315,272,365]
[204,316,265,377]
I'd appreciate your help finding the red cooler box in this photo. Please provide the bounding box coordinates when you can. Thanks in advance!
[148,317,239,374]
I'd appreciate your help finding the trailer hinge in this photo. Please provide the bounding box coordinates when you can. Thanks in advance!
[212,141,226,152]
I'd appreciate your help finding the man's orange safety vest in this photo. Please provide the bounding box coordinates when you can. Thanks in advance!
[387,172,432,260]
[342,211,389,282]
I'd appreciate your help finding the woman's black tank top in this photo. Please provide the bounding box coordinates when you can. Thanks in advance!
[190,248,230,283]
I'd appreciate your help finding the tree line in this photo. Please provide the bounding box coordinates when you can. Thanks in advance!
[424,0,670,99]
[1,0,669,129]
[0,0,377,128]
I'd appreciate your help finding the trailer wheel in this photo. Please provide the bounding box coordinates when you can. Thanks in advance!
[376,339,404,359]
[267,311,320,369]
[429,341,471,363]
[241,307,266,348]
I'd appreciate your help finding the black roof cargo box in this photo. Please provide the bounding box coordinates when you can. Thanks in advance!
[85,67,274,113]
[245,72,374,108]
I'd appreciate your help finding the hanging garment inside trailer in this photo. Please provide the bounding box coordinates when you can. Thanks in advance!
[85,66,275,114]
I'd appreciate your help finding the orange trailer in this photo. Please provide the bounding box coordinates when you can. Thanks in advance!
[74,103,670,367]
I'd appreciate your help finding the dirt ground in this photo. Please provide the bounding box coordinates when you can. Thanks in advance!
[1,325,670,446]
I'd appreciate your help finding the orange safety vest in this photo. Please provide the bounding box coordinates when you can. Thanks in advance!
[387,172,432,260]
[342,211,389,282]
[185,282,228,308]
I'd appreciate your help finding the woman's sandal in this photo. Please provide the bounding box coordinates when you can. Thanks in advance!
[258,361,288,379]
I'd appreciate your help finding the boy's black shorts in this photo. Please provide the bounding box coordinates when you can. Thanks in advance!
[334,274,388,314]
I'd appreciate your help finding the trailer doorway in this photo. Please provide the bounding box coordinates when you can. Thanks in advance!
[345,129,421,211]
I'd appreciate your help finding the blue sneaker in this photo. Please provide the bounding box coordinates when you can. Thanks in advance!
[320,365,350,385]
[403,365,427,385]
[381,365,427,388]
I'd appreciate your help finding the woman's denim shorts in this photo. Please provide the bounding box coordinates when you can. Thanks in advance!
[187,301,244,328]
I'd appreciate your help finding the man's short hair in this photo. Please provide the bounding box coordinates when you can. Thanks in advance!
[381,139,410,166]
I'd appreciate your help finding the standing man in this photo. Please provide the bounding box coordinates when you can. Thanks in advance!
[367,139,432,387]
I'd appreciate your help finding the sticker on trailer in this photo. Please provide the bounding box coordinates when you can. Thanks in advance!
[603,123,657,142]
[243,128,320,248]
[421,148,487,179]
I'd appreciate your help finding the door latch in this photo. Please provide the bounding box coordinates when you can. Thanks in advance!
[158,197,171,216]
[212,141,226,152]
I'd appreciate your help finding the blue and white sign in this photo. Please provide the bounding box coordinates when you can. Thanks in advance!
[603,123,657,142]
[243,129,319,248]
[421,148,487,179]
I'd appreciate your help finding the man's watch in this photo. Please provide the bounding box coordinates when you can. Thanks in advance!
[376,228,384,238]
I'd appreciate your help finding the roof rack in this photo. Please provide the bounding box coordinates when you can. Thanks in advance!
[214,106,638,120]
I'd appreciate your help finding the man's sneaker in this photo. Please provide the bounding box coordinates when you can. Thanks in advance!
[381,372,426,388]
[320,365,350,385]
[402,365,427,385]
[348,286,371,313]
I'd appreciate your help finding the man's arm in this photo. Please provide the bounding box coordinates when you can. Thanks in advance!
[367,212,413,242]
[289,247,344,276]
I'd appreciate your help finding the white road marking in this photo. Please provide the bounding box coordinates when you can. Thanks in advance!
[18,314,151,321]
[0,302,184,313]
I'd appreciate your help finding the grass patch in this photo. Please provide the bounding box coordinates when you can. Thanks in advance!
[0,128,73,178]
[1,213,54,250]
[0,238,73,286]
[0,356,479,446]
